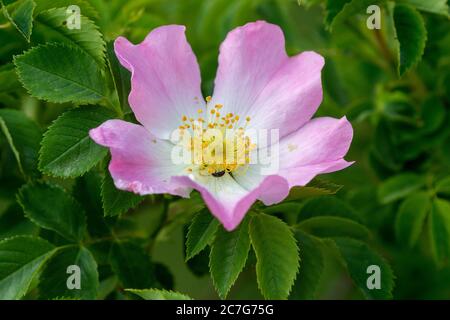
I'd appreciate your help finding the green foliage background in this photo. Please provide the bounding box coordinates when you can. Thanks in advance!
[0,0,450,300]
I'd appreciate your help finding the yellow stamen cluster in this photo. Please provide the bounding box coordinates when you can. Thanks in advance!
[178,97,256,177]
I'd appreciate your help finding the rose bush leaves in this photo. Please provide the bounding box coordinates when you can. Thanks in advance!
[210,216,251,299]
[332,238,395,299]
[322,0,430,77]
[397,0,449,16]
[127,289,192,300]
[109,241,157,289]
[101,170,143,217]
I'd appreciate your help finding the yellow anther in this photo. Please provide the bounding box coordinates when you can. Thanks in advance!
[246,116,251,122]
[210,109,215,114]
[235,115,240,121]
[206,96,212,102]
[197,109,203,114]
[215,104,223,109]
[182,115,187,121]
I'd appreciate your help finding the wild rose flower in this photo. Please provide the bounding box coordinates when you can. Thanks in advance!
[89,21,353,231]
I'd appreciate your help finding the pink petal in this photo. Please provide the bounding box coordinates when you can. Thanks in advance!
[89,119,190,197]
[276,116,354,187]
[114,25,204,139]
[210,21,324,137]
[174,174,289,231]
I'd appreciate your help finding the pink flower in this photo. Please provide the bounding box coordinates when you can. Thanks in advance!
[89,21,353,231]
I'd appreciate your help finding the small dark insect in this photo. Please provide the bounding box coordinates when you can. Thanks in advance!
[212,170,226,177]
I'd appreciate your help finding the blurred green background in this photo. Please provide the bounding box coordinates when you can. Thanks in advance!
[1,0,450,300]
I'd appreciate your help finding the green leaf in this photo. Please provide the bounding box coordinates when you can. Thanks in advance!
[289,231,324,300]
[419,96,446,135]
[17,181,86,242]
[249,213,299,299]
[0,109,41,177]
[298,196,361,223]
[378,173,425,204]
[34,7,105,66]
[395,191,430,248]
[325,0,352,28]
[297,216,371,241]
[0,235,55,299]
[155,198,204,242]
[396,0,449,16]
[34,0,99,20]
[332,237,395,299]
[285,178,342,202]
[0,205,37,240]
[185,209,220,261]
[109,241,156,289]
[39,246,99,299]
[186,246,210,277]
[0,64,21,93]
[325,0,381,30]
[429,198,450,264]
[393,4,427,76]
[14,43,106,104]
[210,216,251,299]
[1,0,36,42]
[101,169,143,217]
[436,176,450,197]
[39,106,114,178]
[154,262,174,290]
[126,289,192,300]
[372,119,401,171]
[74,171,113,237]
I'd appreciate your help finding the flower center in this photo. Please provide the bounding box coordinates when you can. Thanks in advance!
[178,96,256,177]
